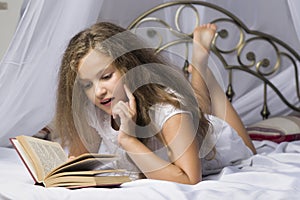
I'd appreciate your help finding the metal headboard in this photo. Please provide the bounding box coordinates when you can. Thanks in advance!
[127,0,300,119]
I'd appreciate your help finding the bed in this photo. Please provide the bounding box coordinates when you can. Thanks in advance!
[1,1,300,199]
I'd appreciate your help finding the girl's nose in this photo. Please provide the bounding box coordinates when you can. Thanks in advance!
[95,82,106,98]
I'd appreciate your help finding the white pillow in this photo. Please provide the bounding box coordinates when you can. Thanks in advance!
[246,116,300,143]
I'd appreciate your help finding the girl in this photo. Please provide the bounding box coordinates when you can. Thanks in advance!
[54,22,255,184]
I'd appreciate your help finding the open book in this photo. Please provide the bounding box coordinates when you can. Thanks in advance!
[10,135,131,188]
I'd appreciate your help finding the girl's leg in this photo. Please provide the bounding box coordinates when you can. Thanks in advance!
[189,24,256,154]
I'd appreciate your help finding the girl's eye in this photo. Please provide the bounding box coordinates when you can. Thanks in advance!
[82,82,92,89]
[101,73,112,80]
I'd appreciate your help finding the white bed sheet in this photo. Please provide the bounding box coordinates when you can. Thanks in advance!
[0,140,300,200]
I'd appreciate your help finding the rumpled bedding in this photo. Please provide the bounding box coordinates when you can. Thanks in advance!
[0,140,300,200]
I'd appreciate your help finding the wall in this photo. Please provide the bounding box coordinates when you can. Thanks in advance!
[0,0,23,60]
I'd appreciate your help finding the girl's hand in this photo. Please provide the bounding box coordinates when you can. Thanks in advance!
[67,156,75,162]
[112,85,137,142]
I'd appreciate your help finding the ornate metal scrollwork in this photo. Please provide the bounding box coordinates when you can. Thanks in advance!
[128,1,300,118]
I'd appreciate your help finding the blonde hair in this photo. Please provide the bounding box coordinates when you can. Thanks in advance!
[55,22,210,156]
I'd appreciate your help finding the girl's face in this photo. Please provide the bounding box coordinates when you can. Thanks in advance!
[77,49,126,115]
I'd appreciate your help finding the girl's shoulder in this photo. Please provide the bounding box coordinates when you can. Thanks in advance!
[149,103,192,129]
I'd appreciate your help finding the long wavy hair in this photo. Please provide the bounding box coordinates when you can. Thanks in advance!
[55,22,210,156]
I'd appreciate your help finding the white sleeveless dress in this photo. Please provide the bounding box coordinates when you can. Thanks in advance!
[87,103,253,180]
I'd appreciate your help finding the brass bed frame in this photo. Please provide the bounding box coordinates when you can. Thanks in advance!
[127,1,300,120]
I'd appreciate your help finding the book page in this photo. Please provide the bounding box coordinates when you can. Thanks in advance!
[17,135,68,181]
[47,157,118,177]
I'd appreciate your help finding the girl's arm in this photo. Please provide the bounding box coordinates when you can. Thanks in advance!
[113,85,201,184]
[118,113,201,184]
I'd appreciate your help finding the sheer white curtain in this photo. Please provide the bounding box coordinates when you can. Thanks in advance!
[1,0,300,146]
[0,0,106,146]
[0,0,168,146]
[287,0,300,48]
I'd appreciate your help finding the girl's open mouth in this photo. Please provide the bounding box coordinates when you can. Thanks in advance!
[100,97,114,106]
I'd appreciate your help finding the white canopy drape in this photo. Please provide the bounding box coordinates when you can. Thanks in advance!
[0,0,299,146]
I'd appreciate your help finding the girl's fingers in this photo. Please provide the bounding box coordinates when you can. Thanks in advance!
[112,101,133,119]
[68,156,76,161]
[112,102,135,136]
[124,85,136,110]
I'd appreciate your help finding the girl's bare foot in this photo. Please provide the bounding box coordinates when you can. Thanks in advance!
[189,24,217,73]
